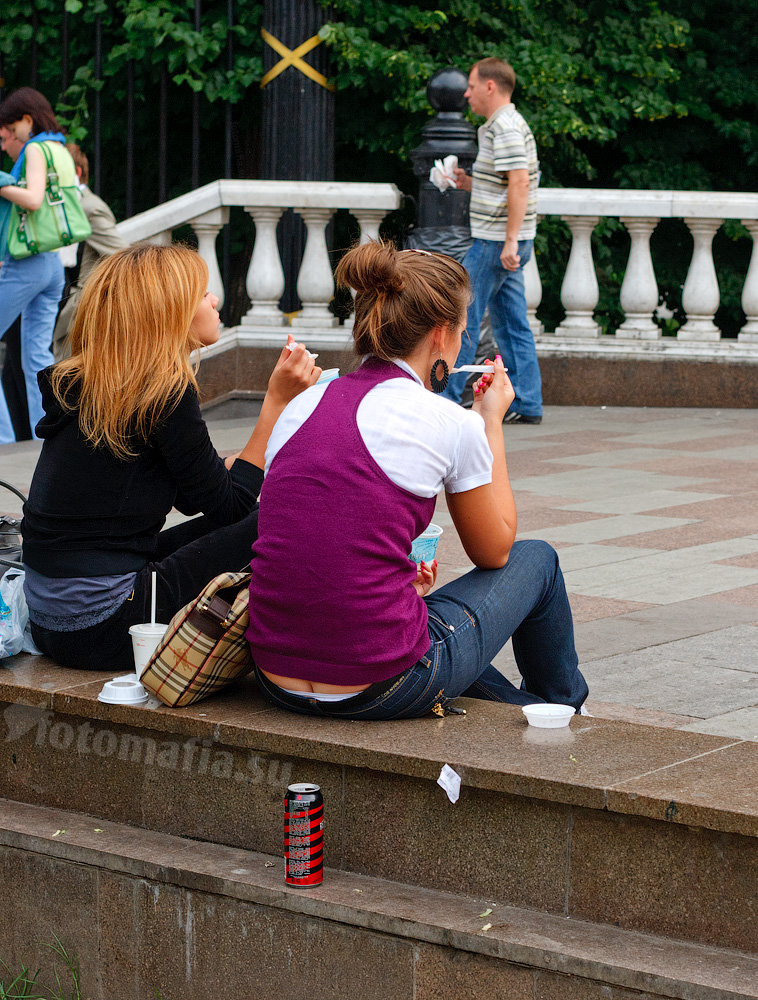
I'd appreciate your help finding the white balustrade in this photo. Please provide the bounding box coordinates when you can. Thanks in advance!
[243,207,287,326]
[555,216,601,338]
[524,250,544,336]
[738,220,758,341]
[113,181,758,359]
[618,218,660,339]
[192,207,229,308]
[678,218,722,341]
[291,208,338,329]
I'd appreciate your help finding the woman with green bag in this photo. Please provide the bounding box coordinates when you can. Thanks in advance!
[0,89,76,444]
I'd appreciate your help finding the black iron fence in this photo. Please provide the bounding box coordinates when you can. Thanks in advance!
[0,0,259,221]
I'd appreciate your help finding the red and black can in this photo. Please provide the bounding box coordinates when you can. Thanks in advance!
[284,783,324,886]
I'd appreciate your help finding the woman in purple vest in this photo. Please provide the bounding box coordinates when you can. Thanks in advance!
[246,241,588,719]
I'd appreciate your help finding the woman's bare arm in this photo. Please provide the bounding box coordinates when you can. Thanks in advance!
[446,356,517,570]
[0,144,46,211]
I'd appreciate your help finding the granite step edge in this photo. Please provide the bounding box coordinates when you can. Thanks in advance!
[0,796,756,1000]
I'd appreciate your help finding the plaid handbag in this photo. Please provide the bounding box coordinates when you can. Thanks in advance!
[140,569,254,707]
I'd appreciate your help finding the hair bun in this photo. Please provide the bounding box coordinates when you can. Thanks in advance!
[336,240,404,296]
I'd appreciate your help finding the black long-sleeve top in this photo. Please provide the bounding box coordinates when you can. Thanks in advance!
[22,370,264,578]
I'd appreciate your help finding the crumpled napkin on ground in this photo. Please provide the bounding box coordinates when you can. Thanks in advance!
[429,154,458,192]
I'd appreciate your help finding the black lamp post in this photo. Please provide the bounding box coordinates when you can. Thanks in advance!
[407,67,477,260]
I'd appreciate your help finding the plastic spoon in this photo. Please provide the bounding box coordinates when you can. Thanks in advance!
[451,364,509,374]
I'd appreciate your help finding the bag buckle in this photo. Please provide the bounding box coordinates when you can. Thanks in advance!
[47,186,64,206]
[198,594,234,627]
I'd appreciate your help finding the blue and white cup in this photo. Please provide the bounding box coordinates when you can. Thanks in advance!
[316,368,340,385]
[409,523,443,564]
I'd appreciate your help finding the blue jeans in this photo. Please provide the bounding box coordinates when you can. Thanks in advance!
[254,540,587,720]
[0,252,64,444]
[443,238,542,417]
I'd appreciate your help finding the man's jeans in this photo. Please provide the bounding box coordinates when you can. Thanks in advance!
[0,252,64,443]
[443,238,542,417]
[255,540,588,720]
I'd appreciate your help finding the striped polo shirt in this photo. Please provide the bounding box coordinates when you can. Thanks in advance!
[469,104,539,242]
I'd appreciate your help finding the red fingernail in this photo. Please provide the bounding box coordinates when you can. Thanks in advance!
[495,355,502,363]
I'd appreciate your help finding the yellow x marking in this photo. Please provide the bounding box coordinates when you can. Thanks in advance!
[260,29,335,91]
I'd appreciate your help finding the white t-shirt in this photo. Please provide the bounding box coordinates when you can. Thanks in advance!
[265,359,493,497]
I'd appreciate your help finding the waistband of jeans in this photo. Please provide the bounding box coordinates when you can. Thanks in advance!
[254,666,409,713]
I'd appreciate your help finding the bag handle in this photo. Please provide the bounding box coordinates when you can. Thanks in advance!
[15,142,72,251]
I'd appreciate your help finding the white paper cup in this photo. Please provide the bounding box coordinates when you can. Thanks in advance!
[98,674,149,706]
[129,623,168,677]
[409,523,443,564]
[522,703,575,728]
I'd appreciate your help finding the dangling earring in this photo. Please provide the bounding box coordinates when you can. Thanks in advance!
[430,355,449,393]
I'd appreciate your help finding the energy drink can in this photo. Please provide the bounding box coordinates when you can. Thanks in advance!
[284,782,324,886]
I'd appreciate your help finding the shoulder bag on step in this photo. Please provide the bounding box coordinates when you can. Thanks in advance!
[140,569,255,708]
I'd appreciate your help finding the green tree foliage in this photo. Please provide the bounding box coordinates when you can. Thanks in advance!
[1,0,755,332]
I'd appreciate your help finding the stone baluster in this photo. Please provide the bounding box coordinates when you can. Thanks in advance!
[678,218,722,341]
[342,209,387,328]
[242,207,286,326]
[616,217,660,339]
[524,248,544,336]
[555,216,601,337]
[354,209,386,245]
[192,208,229,308]
[291,208,338,329]
[738,220,758,341]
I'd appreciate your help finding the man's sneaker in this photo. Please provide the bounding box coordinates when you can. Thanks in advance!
[504,412,542,425]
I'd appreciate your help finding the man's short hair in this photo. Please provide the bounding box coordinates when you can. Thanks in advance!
[473,57,516,96]
[66,142,89,185]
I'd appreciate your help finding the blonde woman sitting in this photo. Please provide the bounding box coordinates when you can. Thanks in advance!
[22,243,319,671]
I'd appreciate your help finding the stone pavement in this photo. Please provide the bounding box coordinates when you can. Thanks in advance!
[2,403,757,738]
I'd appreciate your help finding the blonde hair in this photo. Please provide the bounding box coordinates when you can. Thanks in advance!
[51,242,207,459]
[335,241,470,360]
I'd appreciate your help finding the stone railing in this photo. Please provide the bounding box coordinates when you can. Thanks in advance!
[116,178,402,352]
[526,189,758,357]
[116,181,758,360]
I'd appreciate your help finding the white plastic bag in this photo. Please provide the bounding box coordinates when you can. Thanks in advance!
[0,569,40,657]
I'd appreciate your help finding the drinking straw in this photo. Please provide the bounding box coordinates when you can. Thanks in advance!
[150,571,157,627]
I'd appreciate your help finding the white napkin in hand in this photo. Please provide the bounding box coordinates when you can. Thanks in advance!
[429,154,458,192]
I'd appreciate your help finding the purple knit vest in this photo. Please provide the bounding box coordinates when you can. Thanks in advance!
[246,358,436,685]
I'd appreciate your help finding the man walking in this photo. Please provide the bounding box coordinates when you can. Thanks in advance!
[443,57,542,423]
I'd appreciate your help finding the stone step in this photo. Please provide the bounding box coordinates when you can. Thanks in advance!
[2,656,758,956]
[1,797,756,1000]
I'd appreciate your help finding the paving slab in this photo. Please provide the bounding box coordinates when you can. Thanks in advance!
[558,490,726,515]
[520,514,697,545]
[575,599,758,661]
[579,633,758,717]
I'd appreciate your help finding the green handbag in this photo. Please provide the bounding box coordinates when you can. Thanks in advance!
[7,142,91,259]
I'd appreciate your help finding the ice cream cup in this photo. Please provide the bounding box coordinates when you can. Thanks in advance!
[522,703,575,728]
[409,523,443,564]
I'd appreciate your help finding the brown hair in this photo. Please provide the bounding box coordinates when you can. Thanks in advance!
[473,57,516,96]
[51,243,207,460]
[0,87,62,134]
[66,142,89,184]
[335,241,470,361]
